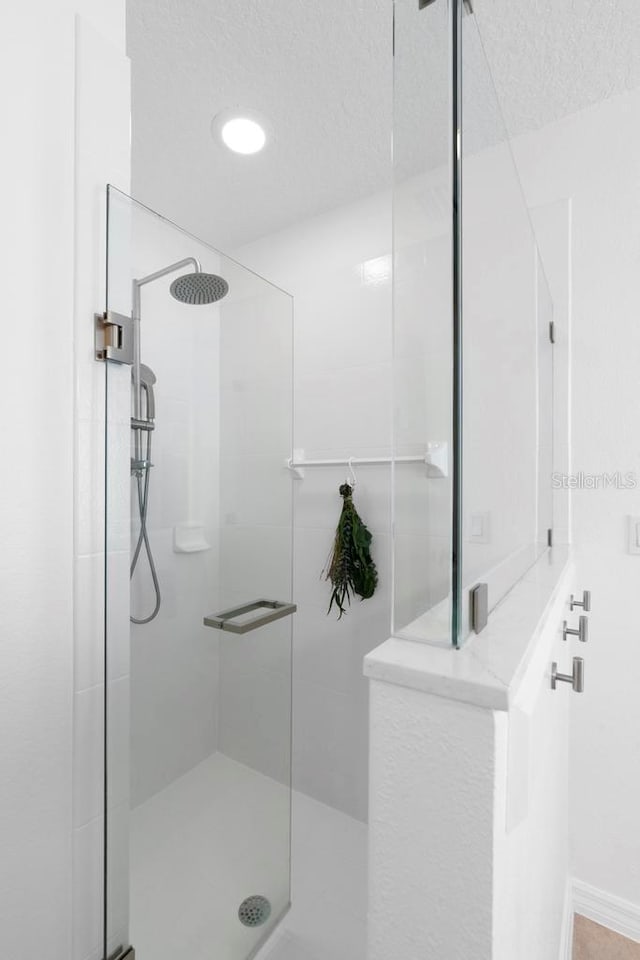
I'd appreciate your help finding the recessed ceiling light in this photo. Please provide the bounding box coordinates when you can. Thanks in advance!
[219,116,266,155]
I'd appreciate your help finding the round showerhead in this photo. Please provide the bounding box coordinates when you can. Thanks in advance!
[169,271,229,305]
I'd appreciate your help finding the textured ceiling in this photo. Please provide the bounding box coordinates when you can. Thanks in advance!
[473,0,640,137]
[128,0,393,250]
[127,0,640,250]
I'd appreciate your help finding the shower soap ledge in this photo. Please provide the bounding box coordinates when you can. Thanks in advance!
[173,524,211,553]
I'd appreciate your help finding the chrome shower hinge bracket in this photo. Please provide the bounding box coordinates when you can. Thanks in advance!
[470,582,488,634]
[95,310,134,365]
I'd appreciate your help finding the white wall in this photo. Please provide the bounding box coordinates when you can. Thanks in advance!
[513,87,640,915]
[367,561,572,960]
[237,192,392,820]
[122,220,223,808]
[393,149,553,642]
[73,15,130,960]
[368,681,499,959]
[217,284,294,785]
[0,2,127,959]
[236,140,558,815]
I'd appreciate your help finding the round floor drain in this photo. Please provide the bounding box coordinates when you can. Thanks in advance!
[238,895,272,928]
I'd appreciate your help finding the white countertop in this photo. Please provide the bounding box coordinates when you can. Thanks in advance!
[364,547,573,711]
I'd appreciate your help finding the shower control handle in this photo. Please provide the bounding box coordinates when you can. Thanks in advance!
[570,590,591,612]
[563,615,588,643]
[551,657,584,693]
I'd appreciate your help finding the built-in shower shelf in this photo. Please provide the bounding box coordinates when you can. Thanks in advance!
[173,524,211,553]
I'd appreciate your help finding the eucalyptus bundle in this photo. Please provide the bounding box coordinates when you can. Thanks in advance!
[324,483,378,619]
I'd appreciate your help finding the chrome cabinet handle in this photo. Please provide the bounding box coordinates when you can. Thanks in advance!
[551,657,584,693]
[570,590,591,612]
[563,615,588,643]
[204,599,297,634]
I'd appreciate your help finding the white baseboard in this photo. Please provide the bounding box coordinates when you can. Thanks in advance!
[569,878,640,947]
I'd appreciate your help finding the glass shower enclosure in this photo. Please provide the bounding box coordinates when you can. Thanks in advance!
[392,0,555,646]
[101,186,294,960]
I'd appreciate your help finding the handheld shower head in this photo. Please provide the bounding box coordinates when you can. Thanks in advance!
[139,362,156,386]
[169,272,229,305]
[133,363,157,420]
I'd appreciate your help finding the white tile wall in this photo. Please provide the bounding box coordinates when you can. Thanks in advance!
[72,816,104,960]
[73,684,105,828]
[72,13,130,960]
[215,284,294,788]
[127,233,223,806]
[513,86,640,917]
[232,150,556,816]
[235,193,393,821]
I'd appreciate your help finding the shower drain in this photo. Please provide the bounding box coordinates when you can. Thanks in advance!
[238,895,272,928]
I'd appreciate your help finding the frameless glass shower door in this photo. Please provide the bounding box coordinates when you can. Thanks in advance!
[102,186,293,960]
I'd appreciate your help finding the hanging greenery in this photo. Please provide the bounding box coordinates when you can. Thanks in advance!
[324,483,378,619]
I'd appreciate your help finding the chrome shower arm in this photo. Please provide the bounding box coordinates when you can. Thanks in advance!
[134,256,202,290]
[131,257,201,422]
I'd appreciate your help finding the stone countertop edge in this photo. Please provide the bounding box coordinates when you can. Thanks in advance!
[363,548,573,712]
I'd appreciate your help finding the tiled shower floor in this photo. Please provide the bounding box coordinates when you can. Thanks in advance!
[130,752,367,960]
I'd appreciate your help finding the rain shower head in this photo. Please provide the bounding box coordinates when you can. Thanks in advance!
[169,271,229,305]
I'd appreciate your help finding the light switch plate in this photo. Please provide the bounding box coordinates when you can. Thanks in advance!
[470,511,491,544]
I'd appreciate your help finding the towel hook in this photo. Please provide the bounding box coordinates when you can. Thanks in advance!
[347,457,358,490]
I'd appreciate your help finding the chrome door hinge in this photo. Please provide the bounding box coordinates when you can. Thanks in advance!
[95,310,134,365]
[549,321,556,344]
